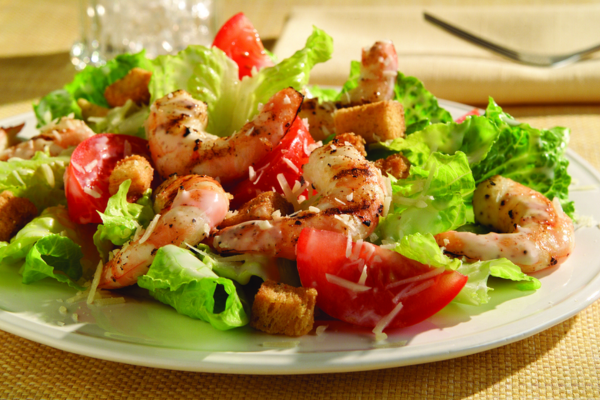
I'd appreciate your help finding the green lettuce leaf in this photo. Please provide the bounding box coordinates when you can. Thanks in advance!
[21,234,84,290]
[191,244,280,285]
[0,206,76,264]
[369,115,499,169]
[473,99,573,215]
[34,51,153,127]
[137,245,248,330]
[93,180,154,260]
[392,232,461,270]
[87,100,149,138]
[150,27,333,137]
[391,233,540,306]
[0,150,71,211]
[453,258,541,305]
[377,151,475,241]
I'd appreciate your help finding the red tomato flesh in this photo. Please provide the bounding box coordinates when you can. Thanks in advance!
[65,134,152,224]
[229,117,314,209]
[212,12,274,79]
[297,228,468,330]
[455,108,480,123]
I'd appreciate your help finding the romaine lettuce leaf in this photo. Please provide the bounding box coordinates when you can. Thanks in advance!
[453,258,541,305]
[0,206,76,264]
[473,99,573,216]
[391,233,540,306]
[0,151,71,211]
[137,245,248,330]
[369,115,499,169]
[93,180,154,260]
[34,51,152,127]
[87,100,149,138]
[192,244,280,285]
[377,151,475,241]
[22,234,85,290]
[150,27,333,137]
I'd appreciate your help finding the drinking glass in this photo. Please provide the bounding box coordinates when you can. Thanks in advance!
[71,0,215,69]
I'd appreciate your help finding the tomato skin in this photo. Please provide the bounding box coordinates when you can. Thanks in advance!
[229,118,314,209]
[65,134,152,224]
[212,12,274,79]
[297,229,468,330]
[455,108,480,123]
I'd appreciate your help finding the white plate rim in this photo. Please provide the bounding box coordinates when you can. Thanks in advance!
[1,102,599,375]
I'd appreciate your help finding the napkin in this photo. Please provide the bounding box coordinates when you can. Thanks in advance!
[273,5,600,105]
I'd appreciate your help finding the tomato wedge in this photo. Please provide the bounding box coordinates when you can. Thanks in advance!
[229,117,314,209]
[297,229,467,330]
[64,134,152,224]
[212,12,274,79]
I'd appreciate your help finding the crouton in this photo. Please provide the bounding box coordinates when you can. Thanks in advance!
[108,155,154,202]
[331,132,367,157]
[220,192,293,229]
[374,153,411,179]
[104,67,152,108]
[298,98,337,141]
[334,100,405,144]
[0,123,24,152]
[77,98,109,120]
[0,191,37,241]
[251,280,318,336]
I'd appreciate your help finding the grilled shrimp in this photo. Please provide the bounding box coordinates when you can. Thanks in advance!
[98,175,229,289]
[145,88,303,184]
[213,142,387,259]
[0,117,94,161]
[435,175,575,273]
[341,41,398,105]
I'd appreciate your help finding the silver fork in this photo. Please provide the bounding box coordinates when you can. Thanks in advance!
[424,12,600,68]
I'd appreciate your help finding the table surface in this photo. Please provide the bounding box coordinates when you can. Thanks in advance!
[1,1,600,399]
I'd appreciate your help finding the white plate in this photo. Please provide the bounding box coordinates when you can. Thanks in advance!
[1,101,600,375]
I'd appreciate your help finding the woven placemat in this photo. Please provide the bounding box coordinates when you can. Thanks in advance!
[0,107,599,399]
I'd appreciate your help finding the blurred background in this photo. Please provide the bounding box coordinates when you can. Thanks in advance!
[1,0,599,115]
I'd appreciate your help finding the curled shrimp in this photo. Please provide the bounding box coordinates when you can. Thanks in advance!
[0,117,95,161]
[98,174,229,289]
[435,175,575,273]
[145,87,303,184]
[213,141,387,259]
[342,41,398,105]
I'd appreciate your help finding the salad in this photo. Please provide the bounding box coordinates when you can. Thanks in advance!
[0,13,575,341]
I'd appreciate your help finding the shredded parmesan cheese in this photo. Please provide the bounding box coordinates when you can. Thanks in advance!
[308,206,321,213]
[71,160,85,174]
[392,279,435,304]
[315,325,328,336]
[84,159,98,172]
[83,187,101,199]
[326,273,371,292]
[12,170,25,186]
[372,302,404,340]
[282,157,300,174]
[40,164,55,188]
[95,297,126,306]
[386,267,445,289]
[248,166,256,181]
[358,265,368,286]
[87,260,104,305]
[139,214,161,244]
[346,193,354,201]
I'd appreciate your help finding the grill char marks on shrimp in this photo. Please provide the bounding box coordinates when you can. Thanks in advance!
[145,88,303,185]
[212,143,387,260]
[435,175,575,273]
